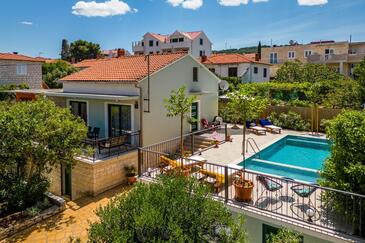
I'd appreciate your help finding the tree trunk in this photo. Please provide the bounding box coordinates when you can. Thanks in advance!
[180,114,184,160]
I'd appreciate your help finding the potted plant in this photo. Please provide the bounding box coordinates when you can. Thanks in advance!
[211,139,220,148]
[233,171,254,202]
[124,165,137,185]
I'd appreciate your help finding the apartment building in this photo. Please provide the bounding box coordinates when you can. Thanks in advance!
[132,30,212,58]
[261,40,365,77]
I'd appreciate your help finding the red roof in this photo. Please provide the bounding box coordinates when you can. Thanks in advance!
[147,31,203,42]
[202,53,269,65]
[62,52,188,82]
[183,31,202,40]
[0,53,45,62]
[73,58,118,68]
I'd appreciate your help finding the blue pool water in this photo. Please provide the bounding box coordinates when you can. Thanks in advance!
[238,135,331,183]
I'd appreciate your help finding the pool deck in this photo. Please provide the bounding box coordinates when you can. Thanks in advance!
[200,124,326,166]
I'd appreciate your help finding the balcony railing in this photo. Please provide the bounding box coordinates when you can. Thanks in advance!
[81,130,141,162]
[138,133,365,240]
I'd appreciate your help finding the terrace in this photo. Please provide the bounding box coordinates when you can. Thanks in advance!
[138,125,365,242]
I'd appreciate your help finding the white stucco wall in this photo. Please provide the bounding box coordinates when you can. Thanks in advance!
[140,55,219,145]
[63,82,139,96]
[205,63,270,82]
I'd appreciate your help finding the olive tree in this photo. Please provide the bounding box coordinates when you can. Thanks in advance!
[88,175,248,242]
[0,98,87,212]
[164,85,196,157]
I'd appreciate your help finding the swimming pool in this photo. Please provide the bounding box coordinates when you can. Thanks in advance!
[238,135,331,183]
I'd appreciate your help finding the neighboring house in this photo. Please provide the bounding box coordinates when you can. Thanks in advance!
[202,53,271,83]
[132,30,212,58]
[0,52,44,88]
[262,40,365,77]
[16,52,220,200]
[101,48,130,58]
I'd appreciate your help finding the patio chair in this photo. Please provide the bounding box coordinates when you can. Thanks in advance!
[201,118,215,130]
[159,156,205,175]
[259,119,282,134]
[290,184,320,222]
[199,169,225,193]
[256,175,283,210]
[98,134,128,156]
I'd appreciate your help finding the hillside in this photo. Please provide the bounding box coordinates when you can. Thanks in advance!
[213,45,270,54]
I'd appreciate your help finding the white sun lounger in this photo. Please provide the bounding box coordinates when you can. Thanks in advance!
[264,125,282,134]
[249,126,267,135]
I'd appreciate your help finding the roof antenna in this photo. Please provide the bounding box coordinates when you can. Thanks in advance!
[350,34,352,43]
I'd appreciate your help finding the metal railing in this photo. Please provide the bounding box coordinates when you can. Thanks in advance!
[138,141,365,239]
[246,138,260,155]
[81,130,141,162]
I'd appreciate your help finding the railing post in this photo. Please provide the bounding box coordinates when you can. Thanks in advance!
[191,134,195,155]
[224,165,229,203]
[224,123,228,141]
[138,148,142,177]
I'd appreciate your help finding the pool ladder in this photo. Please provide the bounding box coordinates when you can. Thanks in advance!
[246,138,261,158]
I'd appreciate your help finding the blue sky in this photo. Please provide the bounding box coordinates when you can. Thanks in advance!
[0,0,364,58]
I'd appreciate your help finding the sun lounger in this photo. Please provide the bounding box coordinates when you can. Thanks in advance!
[249,126,267,135]
[259,119,282,134]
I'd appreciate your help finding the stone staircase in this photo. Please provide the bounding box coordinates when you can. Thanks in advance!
[184,135,214,153]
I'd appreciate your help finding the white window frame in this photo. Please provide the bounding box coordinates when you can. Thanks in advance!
[288,51,296,59]
[104,102,134,139]
[16,64,27,75]
[270,53,278,64]
[304,50,312,58]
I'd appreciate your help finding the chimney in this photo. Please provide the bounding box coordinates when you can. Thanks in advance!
[13,52,18,55]
[117,48,125,58]
[201,55,207,63]
[255,53,260,61]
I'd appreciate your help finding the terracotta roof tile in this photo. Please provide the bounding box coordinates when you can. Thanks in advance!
[0,53,45,62]
[202,53,269,65]
[72,58,118,68]
[62,52,187,82]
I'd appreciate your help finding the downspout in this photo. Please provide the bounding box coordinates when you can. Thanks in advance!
[135,82,143,147]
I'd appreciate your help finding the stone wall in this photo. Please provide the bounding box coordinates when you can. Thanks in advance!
[0,60,42,89]
[49,150,138,200]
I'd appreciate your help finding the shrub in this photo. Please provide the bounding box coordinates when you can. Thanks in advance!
[320,111,365,235]
[26,206,41,217]
[268,228,302,243]
[88,176,247,242]
[268,111,310,131]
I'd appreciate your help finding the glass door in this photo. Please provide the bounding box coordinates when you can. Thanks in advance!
[70,101,87,123]
[108,104,131,137]
[191,102,199,132]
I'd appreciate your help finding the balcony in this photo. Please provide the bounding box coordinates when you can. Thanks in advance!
[137,127,365,241]
[132,41,144,53]
[80,130,140,162]
[307,53,365,63]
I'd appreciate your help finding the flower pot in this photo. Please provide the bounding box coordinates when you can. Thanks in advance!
[127,176,137,185]
[231,124,240,129]
[234,180,254,202]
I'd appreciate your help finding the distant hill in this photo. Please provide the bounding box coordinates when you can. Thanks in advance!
[213,45,270,54]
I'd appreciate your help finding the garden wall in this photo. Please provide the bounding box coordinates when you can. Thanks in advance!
[49,150,138,200]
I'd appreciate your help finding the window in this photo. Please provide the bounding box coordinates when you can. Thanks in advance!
[349,48,356,54]
[200,50,205,57]
[156,51,160,54]
[156,41,159,46]
[263,68,267,78]
[149,40,154,47]
[253,67,258,74]
[16,64,27,75]
[141,41,144,47]
[228,67,238,77]
[108,104,131,137]
[70,101,87,123]
[209,68,215,73]
[304,50,312,58]
[200,38,203,45]
[288,51,295,59]
[171,38,178,43]
[269,53,278,64]
[193,67,198,82]
[149,52,153,54]
[325,49,334,60]
[178,37,184,42]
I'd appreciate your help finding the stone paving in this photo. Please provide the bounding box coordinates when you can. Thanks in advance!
[4,185,131,243]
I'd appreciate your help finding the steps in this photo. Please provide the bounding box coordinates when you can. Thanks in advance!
[184,135,214,152]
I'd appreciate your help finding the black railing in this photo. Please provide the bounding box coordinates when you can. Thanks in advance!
[138,138,365,239]
[82,130,141,162]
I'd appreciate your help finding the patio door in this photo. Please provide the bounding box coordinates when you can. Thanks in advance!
[70,101,87,123]
[108,104,131,137]
[191,102,199,132]
[61,164,72,199]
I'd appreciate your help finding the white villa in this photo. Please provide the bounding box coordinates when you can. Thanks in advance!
[202,53,271,82]
[132,30,212,58]
[15,52,220,200]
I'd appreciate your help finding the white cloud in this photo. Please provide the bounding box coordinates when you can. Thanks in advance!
[297,0,328,6]
[20,21,33,25]
[218,0,249,6]
[167,0,203,10]
[252,0,269,2]
[72,0,137,17]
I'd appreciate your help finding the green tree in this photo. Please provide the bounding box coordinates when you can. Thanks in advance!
[0,83,29,101]
[0,98,87,213]
[164,86,196,156]
[69,40,101,63]
[88,176,247,242]
[42,60,77,88]
[257,41,262,58]
[268,228,302,243]
[275,60,304,83]
[61,39,70,61]
[353,58,365,102]
[320,110,365,234]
